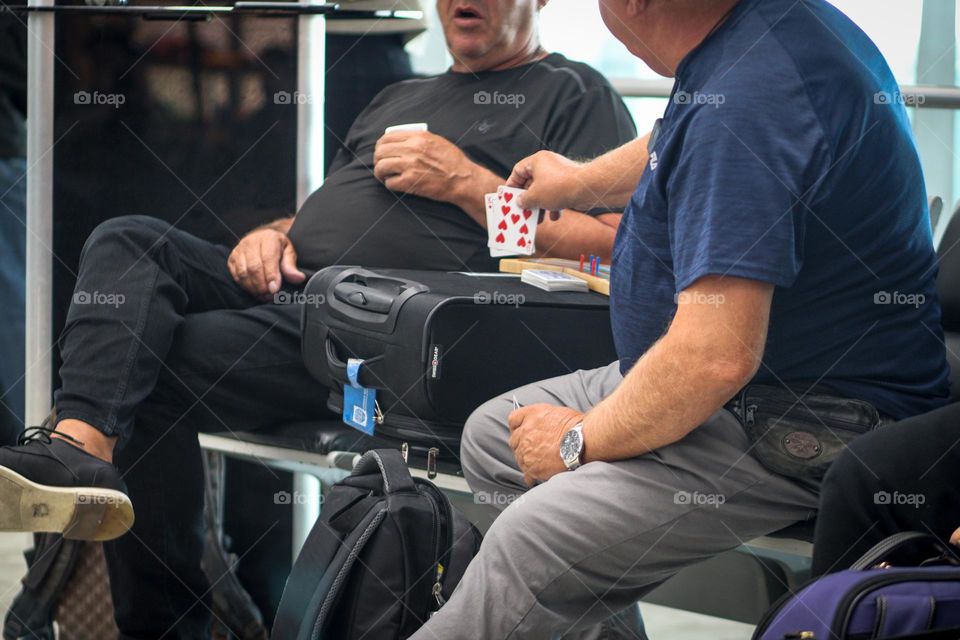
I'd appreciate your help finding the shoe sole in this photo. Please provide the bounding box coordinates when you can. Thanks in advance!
[0,465,135,541]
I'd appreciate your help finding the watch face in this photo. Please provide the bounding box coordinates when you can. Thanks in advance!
[560,428,582,463]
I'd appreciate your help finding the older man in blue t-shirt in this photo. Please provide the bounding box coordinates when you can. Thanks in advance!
[412,0,949,638]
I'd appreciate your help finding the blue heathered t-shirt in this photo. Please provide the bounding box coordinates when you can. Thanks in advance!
[610,0,950,420]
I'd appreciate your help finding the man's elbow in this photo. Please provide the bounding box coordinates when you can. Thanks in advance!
[700,345,762,398]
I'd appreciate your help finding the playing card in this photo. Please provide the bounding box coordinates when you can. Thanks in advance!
[384,122,429,134]
[489,186,539,255]
[485,193,513,257]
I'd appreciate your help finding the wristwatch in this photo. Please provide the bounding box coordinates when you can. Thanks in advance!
[560,422,585,471]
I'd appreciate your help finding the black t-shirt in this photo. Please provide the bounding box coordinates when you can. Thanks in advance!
[288,53,637,272]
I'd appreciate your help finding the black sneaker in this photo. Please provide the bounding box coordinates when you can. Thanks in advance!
[0,425,134,541]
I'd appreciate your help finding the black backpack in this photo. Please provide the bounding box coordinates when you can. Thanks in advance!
[271,449,482,640]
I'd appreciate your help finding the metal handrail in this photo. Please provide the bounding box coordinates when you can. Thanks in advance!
[7,4,424,18]
[609,78,960,110]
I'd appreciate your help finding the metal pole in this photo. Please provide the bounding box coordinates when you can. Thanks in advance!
[25,0,55,425]
[291,6,326,558]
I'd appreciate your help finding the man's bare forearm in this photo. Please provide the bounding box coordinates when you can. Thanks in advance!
[447,160,624,260]
[581,278,773,462]
[582,330,755,462]
[573,133,652,211]
[535,212,619,260]
[452,164,504,227]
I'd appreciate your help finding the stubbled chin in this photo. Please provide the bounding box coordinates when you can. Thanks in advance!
[447,34,491,60]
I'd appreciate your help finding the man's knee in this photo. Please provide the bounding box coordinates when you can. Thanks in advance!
[461,395,508,488]
[83,214,171,257]
[821,440,881,508]
[480,494,550,578]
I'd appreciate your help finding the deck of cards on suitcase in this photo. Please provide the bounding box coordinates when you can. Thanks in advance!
[520,269,590,293]
[485,186,540,257]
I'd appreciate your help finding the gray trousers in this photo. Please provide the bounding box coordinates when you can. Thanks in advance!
[411,362,820,640]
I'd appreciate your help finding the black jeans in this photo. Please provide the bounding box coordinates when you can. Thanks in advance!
[812,401,960,576]
[55,215,331,639]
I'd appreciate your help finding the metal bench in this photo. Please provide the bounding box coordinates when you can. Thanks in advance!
[199,420,815,558]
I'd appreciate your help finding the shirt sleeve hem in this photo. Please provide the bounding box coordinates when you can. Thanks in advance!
[675,261,797,294]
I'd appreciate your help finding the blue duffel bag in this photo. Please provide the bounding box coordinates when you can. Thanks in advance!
[754,532,960,640]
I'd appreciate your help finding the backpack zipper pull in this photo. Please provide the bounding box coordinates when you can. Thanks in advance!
[784,633,815,639]
[433,563,446,608]
[432,581,445,607]
[745,404,758,426]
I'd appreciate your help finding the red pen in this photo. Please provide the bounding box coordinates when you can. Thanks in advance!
[579,254,585,272]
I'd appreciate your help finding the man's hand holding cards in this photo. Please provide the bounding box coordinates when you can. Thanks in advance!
[485,186,540,257]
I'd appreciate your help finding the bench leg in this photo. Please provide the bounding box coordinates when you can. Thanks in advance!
[292,473,322,558]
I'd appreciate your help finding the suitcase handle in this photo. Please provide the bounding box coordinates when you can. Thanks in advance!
[325,335,384,388]
[850,532,960,570]
[334,282,396,314]
[327,269,428,333]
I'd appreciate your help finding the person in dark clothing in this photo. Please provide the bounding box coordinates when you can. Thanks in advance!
[812,404,960,575]
[0,1,637,637]
[0,3,27,447]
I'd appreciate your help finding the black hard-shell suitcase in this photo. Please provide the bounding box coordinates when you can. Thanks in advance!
[300,267,616,451]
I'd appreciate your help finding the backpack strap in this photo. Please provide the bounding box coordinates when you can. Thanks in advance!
[353,449,416,495]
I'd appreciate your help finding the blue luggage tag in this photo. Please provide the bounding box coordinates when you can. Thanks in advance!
[343,358,377,435]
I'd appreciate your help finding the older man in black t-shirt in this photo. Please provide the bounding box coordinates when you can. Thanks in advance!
[0,1,636,637]
[290,51,636,272]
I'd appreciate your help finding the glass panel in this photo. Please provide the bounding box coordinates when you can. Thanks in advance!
[539,0,660,80]
[52,14,300,360]
[623,98,669,136]
[539,0,928,86]
[829,0,924,84]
